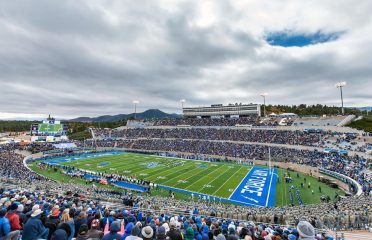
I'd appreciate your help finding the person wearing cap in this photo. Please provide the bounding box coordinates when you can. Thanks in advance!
[102,221,122,240]
[22,209,49,240]
[86,219,104,239]
[141,225,154,240]
[297,221,316,240]
[46,208,61,238]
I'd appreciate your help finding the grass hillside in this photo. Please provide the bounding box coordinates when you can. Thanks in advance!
[348,115,372,132]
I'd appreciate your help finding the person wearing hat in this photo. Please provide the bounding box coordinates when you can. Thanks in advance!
[297,221,316,240]
[86,219,104,239]
[5,203,22,232]
[22,209,49,240]
[141,226,154,240]
[46,208,61,238]
[102,221,122,240]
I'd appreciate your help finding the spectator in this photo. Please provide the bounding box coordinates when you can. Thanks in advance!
[297,221,315,240]
[102,221,122,240]
[141,226,153,240]
[86,219,104,239]
[60,209,75,240]
[22,209,49,240]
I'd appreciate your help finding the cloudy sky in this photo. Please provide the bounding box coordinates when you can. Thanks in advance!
[0,0,371,119]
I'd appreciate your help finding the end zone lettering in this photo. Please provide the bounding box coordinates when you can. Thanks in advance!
[240,169,269,196]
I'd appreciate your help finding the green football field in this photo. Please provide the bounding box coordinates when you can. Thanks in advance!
[61,153,250,198]
[39,152,342,206]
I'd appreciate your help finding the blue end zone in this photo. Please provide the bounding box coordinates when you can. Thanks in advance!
[229,166,277,207]
[43,151,123,165]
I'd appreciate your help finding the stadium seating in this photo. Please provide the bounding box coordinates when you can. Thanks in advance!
[1,128,372,239]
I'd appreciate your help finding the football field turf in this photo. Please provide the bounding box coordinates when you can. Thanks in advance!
[41,151,340,207]
[60,152,251,198]
[46,151,276,206]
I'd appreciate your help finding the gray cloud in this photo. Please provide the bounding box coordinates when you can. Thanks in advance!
[0,0,371,119]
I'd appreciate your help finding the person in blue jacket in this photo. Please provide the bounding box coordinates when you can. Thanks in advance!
[22,209,49,240]
[0,209,11,240]
[102,221,122,240]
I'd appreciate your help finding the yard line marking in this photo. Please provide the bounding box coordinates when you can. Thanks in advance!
[167,166,213,186]
[145,161,196,181]
[184,165,225,190]
[197,165,233,193]
[228,166,254,199]
[211,166,244,197]
[154,164,200,184]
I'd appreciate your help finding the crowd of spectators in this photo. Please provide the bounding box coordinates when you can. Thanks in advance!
[93,129,326,147]
[1,183,372,240]
[148,117,259,127]
[74,138,371,194]
[1,124,372,240]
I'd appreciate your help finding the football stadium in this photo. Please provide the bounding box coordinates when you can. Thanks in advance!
[1,1,372,240]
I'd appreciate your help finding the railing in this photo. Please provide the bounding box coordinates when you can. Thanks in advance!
[319,168,363,196]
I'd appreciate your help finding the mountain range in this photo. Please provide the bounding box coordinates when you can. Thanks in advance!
[358,106,372,111]
[69,109,180,122]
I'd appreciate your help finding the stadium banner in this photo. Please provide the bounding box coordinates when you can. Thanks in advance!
[229,166,277,207]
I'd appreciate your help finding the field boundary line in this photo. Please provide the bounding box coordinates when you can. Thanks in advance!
[265,168,275,207]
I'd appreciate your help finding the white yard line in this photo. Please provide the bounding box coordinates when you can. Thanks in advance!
[184,165,226,190]
[227,166,254,199]
[197,166,233,192]
[209,166,244,197]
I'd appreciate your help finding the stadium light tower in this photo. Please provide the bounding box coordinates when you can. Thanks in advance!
[180,99,186,114]
[132,100,139,119]
[335,82,346,115]
[260,93,268,117]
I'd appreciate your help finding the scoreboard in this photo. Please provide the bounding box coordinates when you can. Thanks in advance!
[31,123,39,135]
[30,117,68,137]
